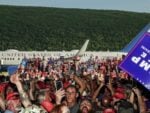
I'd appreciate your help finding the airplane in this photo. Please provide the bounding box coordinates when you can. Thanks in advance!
[0,39,125,74]
[0,40,90,66]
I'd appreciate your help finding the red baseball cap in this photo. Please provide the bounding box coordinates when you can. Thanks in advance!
[113,92,125,100]
[103,108,115,113]
[41,100,54,112]
[6,92,19,100]
[115,87,125,93]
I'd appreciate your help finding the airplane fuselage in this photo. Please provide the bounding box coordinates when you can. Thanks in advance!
[0,49,127,65]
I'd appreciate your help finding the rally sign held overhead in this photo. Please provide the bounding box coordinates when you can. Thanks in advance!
[119,33,150,90]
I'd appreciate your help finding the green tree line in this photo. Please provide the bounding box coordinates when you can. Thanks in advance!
[0,5,150,51]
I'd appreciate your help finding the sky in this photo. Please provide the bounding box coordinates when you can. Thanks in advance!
[0,0,150,13]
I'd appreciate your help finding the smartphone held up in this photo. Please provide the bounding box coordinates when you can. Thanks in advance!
[55,80,63,90]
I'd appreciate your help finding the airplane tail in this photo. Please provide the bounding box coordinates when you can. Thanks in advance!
[75,40,89,57]
[121,23,150,52]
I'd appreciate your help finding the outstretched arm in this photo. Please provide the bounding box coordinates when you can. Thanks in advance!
[106,76,114,95]
[0,96,5,111]
[133,88,146,113]
[92,81,104,102]
[29,79,36,101]
[10,74,32,108]
[70,73,86,94]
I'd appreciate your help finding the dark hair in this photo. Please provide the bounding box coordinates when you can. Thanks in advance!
[36,90,46,104]
[101,96,112,108]
[77,109,94,113]
[115,99,135,113]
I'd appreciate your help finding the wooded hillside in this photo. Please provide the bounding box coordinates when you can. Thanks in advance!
[0,5,150,51]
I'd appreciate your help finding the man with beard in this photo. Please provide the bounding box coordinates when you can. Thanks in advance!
[77,99,94,113]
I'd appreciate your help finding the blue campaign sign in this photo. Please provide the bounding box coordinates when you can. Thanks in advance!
[119,33,150,90]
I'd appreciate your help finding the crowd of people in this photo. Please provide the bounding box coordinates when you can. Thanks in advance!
[0,55,150,113]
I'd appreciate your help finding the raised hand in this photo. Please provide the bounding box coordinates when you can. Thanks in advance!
[132,87,141,96]
[10,74,20,84]
[55,88,65,105]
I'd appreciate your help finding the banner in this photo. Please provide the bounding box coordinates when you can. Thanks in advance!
[119,33,150,90]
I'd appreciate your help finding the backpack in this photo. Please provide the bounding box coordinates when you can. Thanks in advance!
[116,99,135,113]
